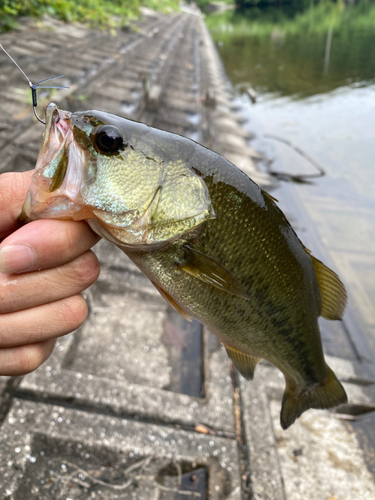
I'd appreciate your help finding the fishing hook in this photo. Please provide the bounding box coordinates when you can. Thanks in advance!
[0,44,69,125]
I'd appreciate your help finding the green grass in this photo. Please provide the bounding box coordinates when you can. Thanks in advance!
[206,0,375,38]
[142,0,179,13]
[205,0,375,98]
[0,0,179,33]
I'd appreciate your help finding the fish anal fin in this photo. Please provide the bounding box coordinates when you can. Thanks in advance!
[280,364,348,429]
[180,245,249,300]
[151,281,192,322]
[223,343,261,380]
[311,255,347,320]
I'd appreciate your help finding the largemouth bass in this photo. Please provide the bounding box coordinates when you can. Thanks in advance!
[21,103,348,429]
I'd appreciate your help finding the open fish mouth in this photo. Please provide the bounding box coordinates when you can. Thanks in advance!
[20,103,92,222]
[33,102,72,191]
[20,104,215,249]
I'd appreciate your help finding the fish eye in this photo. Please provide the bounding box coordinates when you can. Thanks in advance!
[94,125,123,154]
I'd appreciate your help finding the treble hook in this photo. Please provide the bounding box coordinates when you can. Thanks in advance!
[0,44,69,124]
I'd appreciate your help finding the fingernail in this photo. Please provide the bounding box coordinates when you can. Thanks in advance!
[0,244,37,274]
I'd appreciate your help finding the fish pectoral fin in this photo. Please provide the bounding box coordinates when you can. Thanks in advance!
[280,364,348,429]
[151,281,192,322]
[223,343,261,380]
[310,255,347,320]
[179,245,249,300]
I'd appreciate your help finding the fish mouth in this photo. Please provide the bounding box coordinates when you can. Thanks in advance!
[21,103,91,223]
[32,103,72,192]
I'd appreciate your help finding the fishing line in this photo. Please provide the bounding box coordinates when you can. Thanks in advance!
[0,44,69,124]
[264,133,326,183]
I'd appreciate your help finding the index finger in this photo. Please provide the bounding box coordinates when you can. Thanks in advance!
[0,170,33,240]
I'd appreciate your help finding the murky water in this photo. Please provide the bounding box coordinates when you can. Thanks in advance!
[207,1,375,98]
[207,1,375,361]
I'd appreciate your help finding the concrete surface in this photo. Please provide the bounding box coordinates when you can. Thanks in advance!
[0,6,374,500]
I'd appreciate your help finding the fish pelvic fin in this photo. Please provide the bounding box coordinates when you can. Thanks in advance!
[280,364,348,430]
[223,343,262,380]
[310,255,347,320]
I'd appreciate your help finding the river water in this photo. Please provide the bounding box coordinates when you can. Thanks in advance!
[206,1,375,362]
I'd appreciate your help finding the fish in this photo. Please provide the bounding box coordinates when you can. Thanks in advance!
[21,102,348,429]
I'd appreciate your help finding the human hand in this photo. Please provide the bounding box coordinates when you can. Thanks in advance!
[0,171,101,376]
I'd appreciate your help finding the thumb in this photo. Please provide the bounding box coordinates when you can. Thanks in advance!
[0,170,33,241]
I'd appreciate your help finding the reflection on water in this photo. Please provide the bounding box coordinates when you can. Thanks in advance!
[206,1,375,361]
[206,1,375,99]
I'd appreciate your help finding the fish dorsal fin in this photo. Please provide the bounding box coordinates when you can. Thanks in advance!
[223,343,261,380]
[180,245,249,300]
[310,255,347,320]
[264,191,279,203]
[151,281,192,322]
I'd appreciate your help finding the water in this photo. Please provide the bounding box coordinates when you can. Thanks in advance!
[207,1,375,98]
[207,1,375,362]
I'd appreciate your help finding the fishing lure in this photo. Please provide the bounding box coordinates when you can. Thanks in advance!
[0,44,69,124]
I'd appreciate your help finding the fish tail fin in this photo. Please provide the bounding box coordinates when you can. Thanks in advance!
[280,365,348,430]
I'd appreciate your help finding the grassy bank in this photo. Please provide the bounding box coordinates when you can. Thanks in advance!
[206,0,375,38]
[205,0,375,98]
[0,0,179,32]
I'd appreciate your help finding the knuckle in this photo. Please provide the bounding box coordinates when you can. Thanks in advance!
[17,342,53,374]
[55,251,100,294]
[0,172,30,212]
[61,221,91,256]
[0,285,19,314]
[61,295,88,330]
[72,251,100,287]
[0,173,18,204]
[61,223,76,255]
[0,320,5,346]
[22,347,44,373]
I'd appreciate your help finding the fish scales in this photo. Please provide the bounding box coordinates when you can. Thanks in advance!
[21,103,348,429]
[126,171,325,380]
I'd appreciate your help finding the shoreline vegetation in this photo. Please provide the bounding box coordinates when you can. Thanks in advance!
[1,0,369,33]
[205,0,375,98]
[0,0,326,33]
[0,0,180,33]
